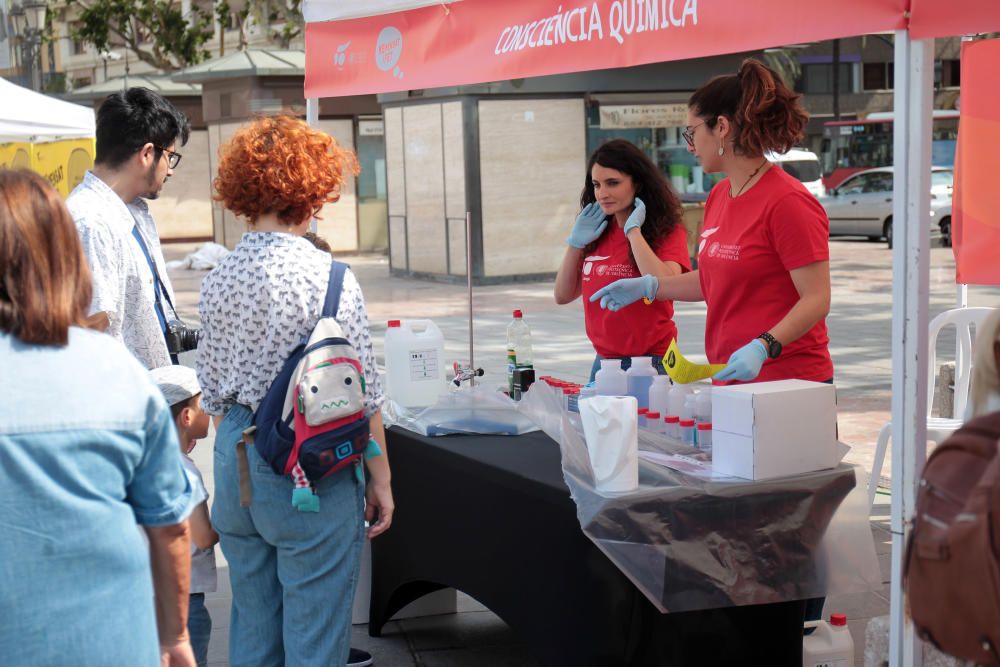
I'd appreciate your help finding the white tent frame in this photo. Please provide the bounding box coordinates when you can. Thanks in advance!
[890,30,932,667]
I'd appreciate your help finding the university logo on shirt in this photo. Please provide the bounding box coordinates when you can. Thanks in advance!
[582,255,610,278]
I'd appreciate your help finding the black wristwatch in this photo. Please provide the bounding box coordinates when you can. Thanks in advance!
[757,332,782,359]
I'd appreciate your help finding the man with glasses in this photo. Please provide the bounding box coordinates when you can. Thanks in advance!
[67,87,190,369]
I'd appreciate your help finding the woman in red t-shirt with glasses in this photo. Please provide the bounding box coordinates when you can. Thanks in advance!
[591,59,833,386]
[554,139,691,382]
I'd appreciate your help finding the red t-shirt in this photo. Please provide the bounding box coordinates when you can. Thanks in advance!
[581,223,691,359]
[698,167,834,383]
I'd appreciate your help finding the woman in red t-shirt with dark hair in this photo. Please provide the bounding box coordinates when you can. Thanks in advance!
[554,138,691,381]
[591,59,833,386]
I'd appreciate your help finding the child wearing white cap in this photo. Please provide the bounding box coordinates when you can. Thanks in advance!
[150,365,217,667]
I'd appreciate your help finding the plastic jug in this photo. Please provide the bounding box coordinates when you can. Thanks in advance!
[648,375,671,418]
[803,614,854,667]
[384,319,445,409]
[595,359,627,396]
[626,357,658,409]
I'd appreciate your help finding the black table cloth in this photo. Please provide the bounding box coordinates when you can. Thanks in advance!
[369,427,808,666]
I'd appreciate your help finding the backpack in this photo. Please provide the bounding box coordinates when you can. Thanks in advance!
[253,260,369,512]
[903,411,1000,665]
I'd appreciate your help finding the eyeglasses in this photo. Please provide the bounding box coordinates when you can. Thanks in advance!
[155,145,182,169]
[681,122,705,147]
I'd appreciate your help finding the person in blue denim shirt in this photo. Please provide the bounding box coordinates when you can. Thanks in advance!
[0,169,195,667]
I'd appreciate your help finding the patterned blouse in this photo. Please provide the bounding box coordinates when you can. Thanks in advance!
[67,172,176,369]
[196,232,384,417]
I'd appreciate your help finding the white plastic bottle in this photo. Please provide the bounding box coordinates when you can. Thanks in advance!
[667,383,693,422]
[506,309,534,393]
[626,357,658,409]
[384,319,446,408]
[803,614,854,667]
[648,375,671,418]
[595,359,628,396]
[644,411,663,434]
[681,393,698,421]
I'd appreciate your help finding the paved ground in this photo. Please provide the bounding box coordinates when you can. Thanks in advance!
[165,237,1000,666]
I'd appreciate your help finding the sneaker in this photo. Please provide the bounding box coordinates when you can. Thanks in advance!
[347,647,374,667]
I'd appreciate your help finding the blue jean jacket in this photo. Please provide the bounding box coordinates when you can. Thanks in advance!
[0,328,191,666]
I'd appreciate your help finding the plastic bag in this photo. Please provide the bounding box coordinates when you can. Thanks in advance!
[519,381,882,613]
[382,383,540,437]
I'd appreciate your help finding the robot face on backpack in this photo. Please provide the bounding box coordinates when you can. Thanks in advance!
[297,359,366,426]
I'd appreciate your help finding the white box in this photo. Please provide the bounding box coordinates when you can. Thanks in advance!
[711,379,837,480]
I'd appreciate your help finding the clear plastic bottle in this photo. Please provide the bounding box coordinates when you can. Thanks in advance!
[696,422,712,453]
[506,309,533,394]
[664,415,680,440]
[595,359,628,396]
[648,375,671,418]
[679,418,696,447]
[637,407,649,430]
[644,411,662,434]
[626,357,658,409]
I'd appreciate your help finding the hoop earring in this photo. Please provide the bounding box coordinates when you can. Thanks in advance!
[718,146,725,157]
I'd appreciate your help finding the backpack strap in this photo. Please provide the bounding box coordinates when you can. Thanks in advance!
[323,260,349,319]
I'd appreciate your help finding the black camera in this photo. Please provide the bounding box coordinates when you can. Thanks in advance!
[165,319,201,354]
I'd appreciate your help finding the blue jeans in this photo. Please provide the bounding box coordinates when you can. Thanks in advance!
[188,593,212,667]
[212,404,365,667]
[589,355,666,383]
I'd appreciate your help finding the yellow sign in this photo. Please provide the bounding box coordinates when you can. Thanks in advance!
[661,339,726,384]
[0,138,94,197]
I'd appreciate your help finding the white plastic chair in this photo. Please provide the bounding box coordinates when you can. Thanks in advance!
[867,306,994,509]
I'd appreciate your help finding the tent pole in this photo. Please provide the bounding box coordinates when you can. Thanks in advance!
[306,98,320,232]
[889,30,933,667]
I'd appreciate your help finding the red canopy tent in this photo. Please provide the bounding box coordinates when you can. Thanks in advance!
[302,1,1000,664]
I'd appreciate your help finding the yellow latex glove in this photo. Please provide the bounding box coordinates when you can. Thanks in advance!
[661,339,726,384]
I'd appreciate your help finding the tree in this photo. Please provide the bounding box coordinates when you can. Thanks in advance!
[67,0,214,71]
[763,48,802,89]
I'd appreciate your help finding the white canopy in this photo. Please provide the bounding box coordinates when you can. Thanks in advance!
[0,78,96,143]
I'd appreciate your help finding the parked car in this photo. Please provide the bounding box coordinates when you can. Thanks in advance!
[819,166,953,248]
[767,148,824,197]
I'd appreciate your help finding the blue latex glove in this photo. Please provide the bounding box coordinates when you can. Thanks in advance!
[568,202,609,248]
[623,197,646,236]
[713,339,768,382]
[588,275,659,311]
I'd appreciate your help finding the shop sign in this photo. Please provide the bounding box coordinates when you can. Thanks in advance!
[599,104,688,129]
[359,119,385,136]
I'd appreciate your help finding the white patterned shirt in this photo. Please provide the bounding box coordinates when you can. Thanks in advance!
[196,232,385,417]
[66,172,176,369]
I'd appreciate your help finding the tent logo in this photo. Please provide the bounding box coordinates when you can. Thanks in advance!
[334,41,351,67]
[376,26,404,79]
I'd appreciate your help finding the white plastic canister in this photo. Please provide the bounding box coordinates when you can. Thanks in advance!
[384,319,445,409]
[803,614,854,667]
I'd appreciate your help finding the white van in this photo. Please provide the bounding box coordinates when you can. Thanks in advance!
[766,148,824,197]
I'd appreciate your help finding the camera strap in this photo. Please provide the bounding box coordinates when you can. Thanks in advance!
[130,222,177,336]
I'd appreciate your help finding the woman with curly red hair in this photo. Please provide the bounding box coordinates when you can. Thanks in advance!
[591,58,833,386]
[198,115,392,667]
